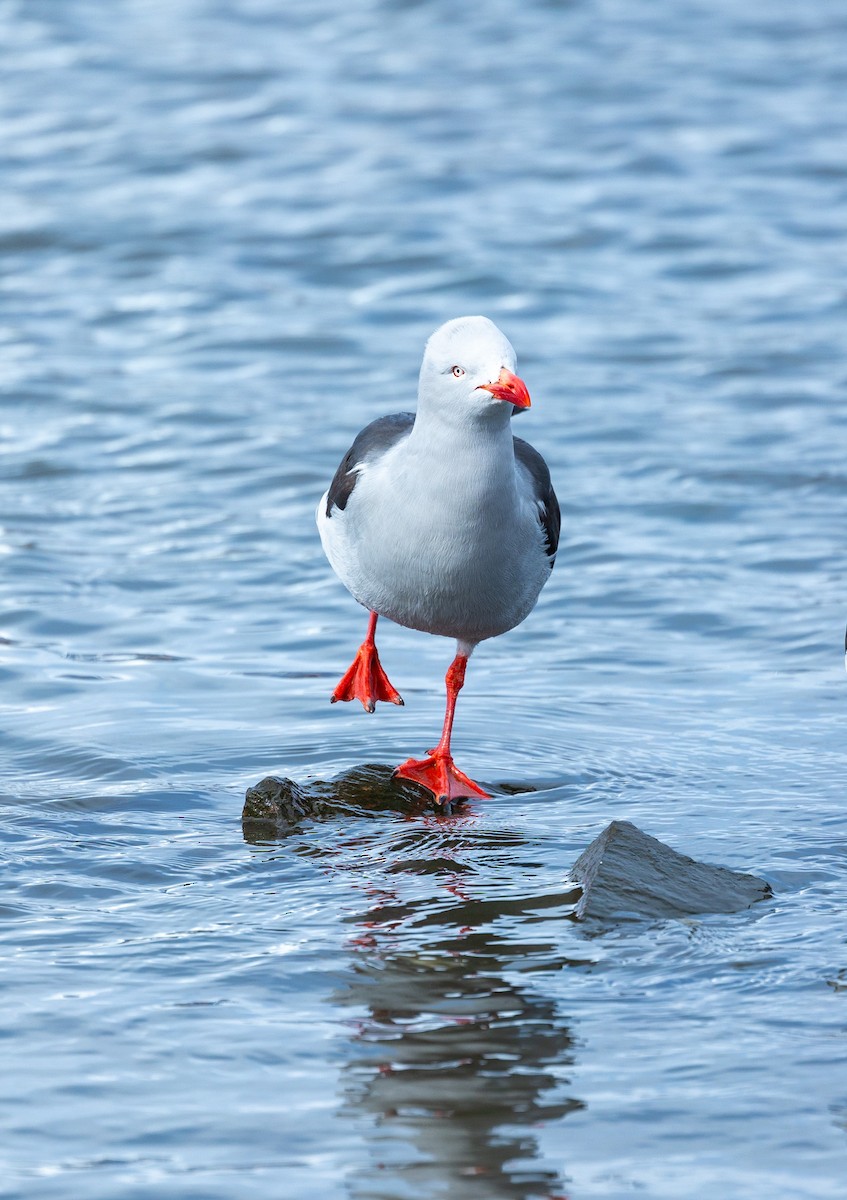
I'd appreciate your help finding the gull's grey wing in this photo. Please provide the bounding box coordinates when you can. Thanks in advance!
[513,435,560,565]
[324,412,415,518]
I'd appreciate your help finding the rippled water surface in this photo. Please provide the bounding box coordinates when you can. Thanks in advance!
[2,1,847,1196]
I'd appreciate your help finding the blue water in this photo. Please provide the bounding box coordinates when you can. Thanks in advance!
[2,0,846,1196]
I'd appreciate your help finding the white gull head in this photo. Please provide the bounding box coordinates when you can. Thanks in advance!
[416,316,531,429]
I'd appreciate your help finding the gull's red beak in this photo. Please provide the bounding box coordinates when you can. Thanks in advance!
[478,367,531,409]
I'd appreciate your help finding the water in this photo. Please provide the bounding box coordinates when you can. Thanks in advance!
[2,0,846,1195]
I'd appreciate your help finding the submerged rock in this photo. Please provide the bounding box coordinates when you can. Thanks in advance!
[570,820,772,921]
[242,763,428,838]
[242,775,326,830]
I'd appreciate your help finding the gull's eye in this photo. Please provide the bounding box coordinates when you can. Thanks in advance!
[451,365,465,378]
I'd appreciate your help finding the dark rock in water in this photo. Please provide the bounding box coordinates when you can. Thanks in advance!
[242,764,430,838]
[570,820,772,921]
[242,776,326,831]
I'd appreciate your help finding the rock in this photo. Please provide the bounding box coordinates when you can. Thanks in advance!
[570,820,772,920]
[241,763,428,838]
[242,775,326,832]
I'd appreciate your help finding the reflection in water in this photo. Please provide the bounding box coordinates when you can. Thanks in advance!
[331,826,583,1200]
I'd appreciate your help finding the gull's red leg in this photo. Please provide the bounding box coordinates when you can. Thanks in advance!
[395,652,489,804]
[331,611,404,713]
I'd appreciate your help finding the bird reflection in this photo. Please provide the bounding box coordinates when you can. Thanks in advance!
[243,766,585,1197]
[333,828,583,1200]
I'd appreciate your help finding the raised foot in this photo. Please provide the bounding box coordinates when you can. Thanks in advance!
[331,643,403,713]
[394,751,490,805]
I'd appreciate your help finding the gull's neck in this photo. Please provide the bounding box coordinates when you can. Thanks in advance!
[407,402,514,456]
[401,406,518,505]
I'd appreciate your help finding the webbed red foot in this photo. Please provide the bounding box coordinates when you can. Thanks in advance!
[331,641,403,712]
[394,751,489,805]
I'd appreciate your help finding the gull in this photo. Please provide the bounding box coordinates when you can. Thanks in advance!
[317,316,559,805]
